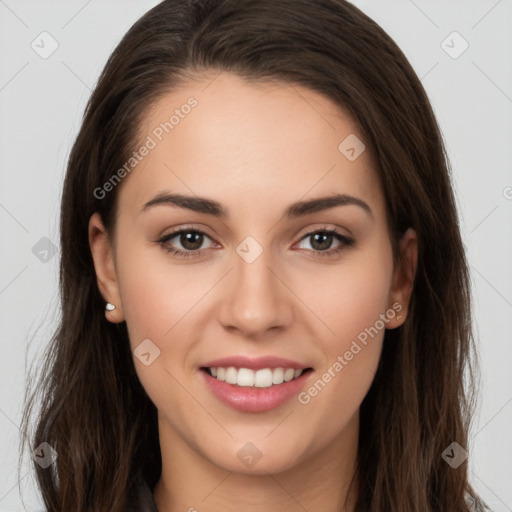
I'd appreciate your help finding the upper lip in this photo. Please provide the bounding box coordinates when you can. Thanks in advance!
[201,355,311,371]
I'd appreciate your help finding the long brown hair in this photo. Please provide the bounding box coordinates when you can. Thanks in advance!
[20,1,486,510]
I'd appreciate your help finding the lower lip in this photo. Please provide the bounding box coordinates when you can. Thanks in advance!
[201,369,312,413]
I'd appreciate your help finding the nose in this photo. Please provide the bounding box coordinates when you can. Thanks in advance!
[216,245,294,340]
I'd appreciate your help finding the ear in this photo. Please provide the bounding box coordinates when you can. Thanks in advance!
[88,212,124,323]
[385,227,418,329]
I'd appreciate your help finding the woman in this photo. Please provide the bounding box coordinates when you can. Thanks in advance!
[20,0,492,511]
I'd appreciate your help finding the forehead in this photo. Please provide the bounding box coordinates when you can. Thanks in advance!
[118,72,385,221]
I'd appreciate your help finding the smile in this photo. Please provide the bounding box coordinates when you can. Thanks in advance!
[200,366,313,413]
[205,366,306,388]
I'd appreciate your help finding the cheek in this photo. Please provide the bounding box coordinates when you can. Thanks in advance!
[115,233,207,347]
[113,238,200,415]
[304,246,394,347]
[301,244,393,403]
[295,269,391,445]
[115,243,168,348]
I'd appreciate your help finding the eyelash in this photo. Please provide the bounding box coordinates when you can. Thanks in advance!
[157,225,354,260]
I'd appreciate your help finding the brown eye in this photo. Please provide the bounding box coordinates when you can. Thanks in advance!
[178,231,204,251]
[309,232,335,251]
[158,228,215,258]
[296,229,354,258]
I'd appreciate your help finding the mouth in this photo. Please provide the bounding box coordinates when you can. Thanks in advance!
[201,366,313,388]
[199,364,314,413]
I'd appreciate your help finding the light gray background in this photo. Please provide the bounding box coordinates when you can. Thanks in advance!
[1,1,511,511]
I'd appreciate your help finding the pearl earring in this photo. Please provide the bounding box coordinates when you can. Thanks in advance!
[105,303,116,311]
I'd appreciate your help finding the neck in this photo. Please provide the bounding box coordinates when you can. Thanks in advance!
[153,411,360,512]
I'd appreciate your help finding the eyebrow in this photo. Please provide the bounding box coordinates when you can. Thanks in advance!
[141,192,373,218]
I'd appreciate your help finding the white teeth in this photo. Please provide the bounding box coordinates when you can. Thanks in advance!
[283,368,295,382]
[254,368,273,388]
[237,368,254,386]
[208,367,305,387]
[272,367,284,384]
[225,366,238,385]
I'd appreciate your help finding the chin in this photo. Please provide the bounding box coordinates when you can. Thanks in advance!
[204,439,308,476]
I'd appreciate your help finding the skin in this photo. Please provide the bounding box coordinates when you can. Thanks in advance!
[89,72,417,512]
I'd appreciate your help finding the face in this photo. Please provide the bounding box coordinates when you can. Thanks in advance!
[89,72,416,475]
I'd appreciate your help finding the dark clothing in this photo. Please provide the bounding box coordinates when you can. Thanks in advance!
[126,471,159,512]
